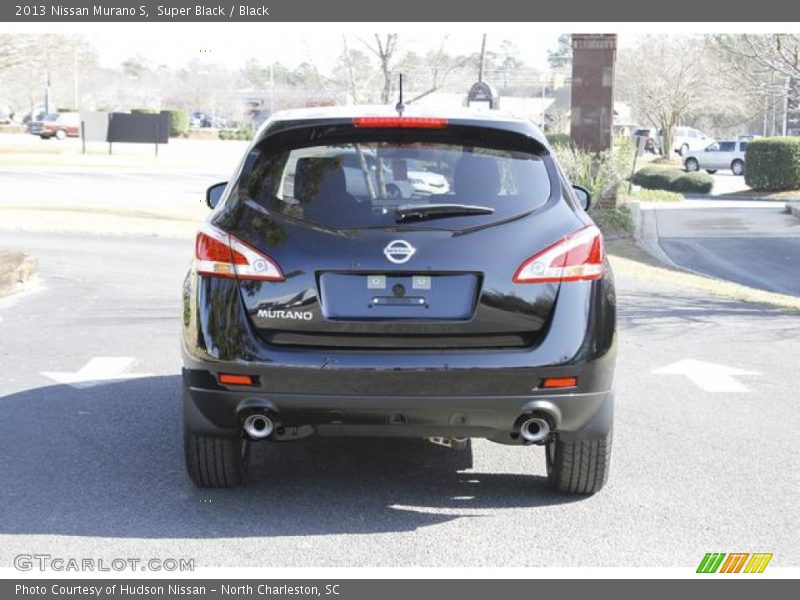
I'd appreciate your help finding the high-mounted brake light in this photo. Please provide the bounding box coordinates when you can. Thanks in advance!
[513,225,604,284]
[352,116,448,129]
[195,222,284,281]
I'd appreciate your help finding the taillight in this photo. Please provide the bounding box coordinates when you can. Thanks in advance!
[195,223,284,281]
[352,116,448,128]
[513,225,604,284]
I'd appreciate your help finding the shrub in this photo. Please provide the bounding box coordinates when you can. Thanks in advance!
[219,128,253,141]
[744,137,800,191]
[593,204,634,236]
[162,109,189,137]
[630,165,712,194]
[554,138,635,209]
[546,133,571,147]
[131,108,159,114]
[671,172,714,194]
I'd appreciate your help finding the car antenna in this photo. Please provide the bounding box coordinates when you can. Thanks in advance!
[395,73,405,116]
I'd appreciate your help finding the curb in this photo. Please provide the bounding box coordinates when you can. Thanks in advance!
[627,201,678,268]
[0,250,38,298]
[785,201,800,219]
[687,194,794,202]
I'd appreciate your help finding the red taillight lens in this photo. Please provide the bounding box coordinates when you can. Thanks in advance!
[513,225,604,284]
[195,223,284,281]
[352,116,448,128]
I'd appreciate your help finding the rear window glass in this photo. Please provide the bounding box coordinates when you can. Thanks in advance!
[234,141,551,230]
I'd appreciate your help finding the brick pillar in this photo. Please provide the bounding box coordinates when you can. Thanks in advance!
[570,34,616,153]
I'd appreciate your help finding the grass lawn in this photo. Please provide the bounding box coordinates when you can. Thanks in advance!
[607,238,800,313]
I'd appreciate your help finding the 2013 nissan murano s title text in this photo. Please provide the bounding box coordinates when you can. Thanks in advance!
[181,105,617,494]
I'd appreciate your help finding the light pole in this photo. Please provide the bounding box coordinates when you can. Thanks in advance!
[72,40,79,110]
[44,71,51,115]
[540,72,548,131]
[782,76,790,136]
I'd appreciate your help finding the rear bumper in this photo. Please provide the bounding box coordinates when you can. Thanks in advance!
[183,367,613,445]
[181,266,616,443]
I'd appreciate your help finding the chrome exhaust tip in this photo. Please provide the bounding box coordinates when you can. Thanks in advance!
[520,417,550,444]
[243,413,274,440]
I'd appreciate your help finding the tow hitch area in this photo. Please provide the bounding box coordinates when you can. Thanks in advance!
[426,436,469,450]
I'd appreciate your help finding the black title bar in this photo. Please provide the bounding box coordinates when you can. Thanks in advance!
[4,579,798,600]
[2,0,800,21]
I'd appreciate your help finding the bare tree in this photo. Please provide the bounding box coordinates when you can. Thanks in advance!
[357,34,399,104]
[0,34,33,72]
[0,34,95,115]
[617,36,709,157]
[548,34,572,71]
[406,38,474,103]
[486,40,524,89]
[710,35,800,135]
[712,34,800,79]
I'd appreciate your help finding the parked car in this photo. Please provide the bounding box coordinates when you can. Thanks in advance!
[190,111,207,128]
[632,127,660,154]
[684,140,747,175]
[26,112,80,139]
[338,152,450,198]
[663,126,715,156]
[182,106,617,494]
[280,149,449,200]
[191,110,226,128]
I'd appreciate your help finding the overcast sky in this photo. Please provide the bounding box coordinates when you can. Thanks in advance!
[82,27,564,72]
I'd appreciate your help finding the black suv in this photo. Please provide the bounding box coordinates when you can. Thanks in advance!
[182,107,616,494]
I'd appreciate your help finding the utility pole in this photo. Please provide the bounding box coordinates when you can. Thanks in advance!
[541,72,547,130]
[783,76,789,136]
[269,62,274,113]
[771,71,776,136]
[72,40,79,109]
[478,34,487,83]
[44,71,51,115]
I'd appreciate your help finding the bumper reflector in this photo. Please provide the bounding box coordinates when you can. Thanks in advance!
[219,373,255,386]
[541,377,577,389]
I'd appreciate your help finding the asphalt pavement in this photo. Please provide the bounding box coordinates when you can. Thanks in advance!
[708,172,749,196]
[0,169,224,213]
[654,200,800,296]
[1,231,798,568]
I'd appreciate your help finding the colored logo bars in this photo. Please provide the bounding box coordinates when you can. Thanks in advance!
[697,552,773,573]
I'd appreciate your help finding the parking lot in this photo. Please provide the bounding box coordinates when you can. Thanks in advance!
[0,165,798,568]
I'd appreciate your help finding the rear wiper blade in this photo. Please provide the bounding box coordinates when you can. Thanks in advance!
[394,203,495,223]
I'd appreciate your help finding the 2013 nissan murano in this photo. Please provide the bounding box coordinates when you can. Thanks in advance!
[181,106,616,494]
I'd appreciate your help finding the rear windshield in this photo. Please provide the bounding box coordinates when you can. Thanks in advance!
[234,140,552,230]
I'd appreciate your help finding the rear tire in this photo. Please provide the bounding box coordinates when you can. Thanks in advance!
[55,129,67,140]
[546,429,612,494]
[679,143,690,157]
[183,428,250,488]
[731,160,744,176]
[684,157,699,172]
